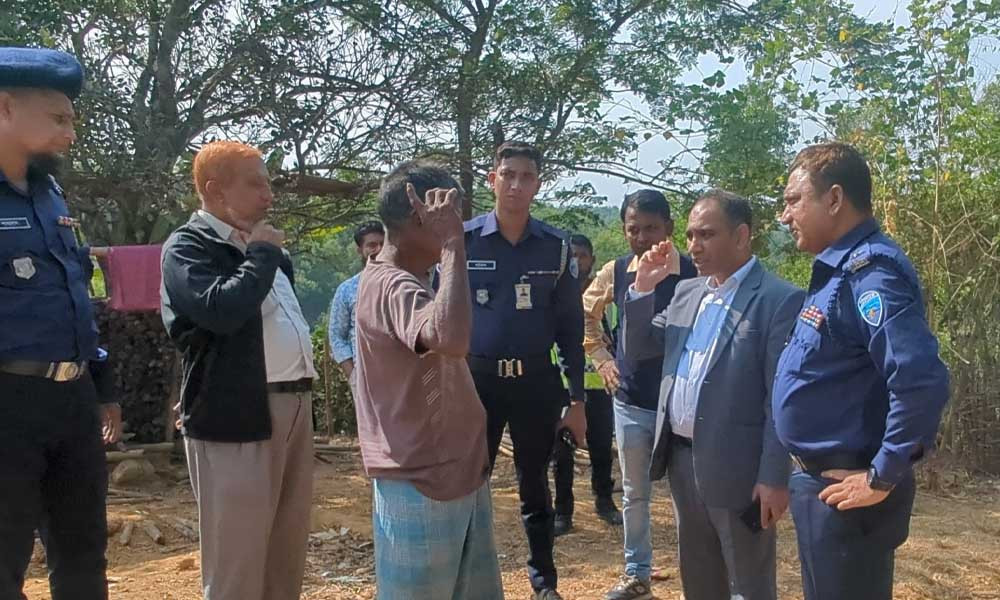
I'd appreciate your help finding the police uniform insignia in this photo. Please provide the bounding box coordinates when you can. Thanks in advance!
[858,290,884,327]
[12,256,36,280]
[57,215,80,228]
[569,257,579,279]
[476,288,489,305]
[799,305,825,329]
[846,247,871,273]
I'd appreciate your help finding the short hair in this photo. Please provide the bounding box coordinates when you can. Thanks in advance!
[620,189,672,223]
[569,233,593,255]
[789,142,873,213]
[694,189,752,230]
[493,141,542,173]
[378,160,462,230]
[353,220,384,246]
[192,141,263,199]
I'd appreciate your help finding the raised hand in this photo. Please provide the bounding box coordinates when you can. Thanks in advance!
[634,241,680,293]
[406,183,463,247]
[248,220,285,248]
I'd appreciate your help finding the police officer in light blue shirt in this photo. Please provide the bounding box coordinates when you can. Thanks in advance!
[461,141,586,600]
[773,142,950,600]
[0,47,120,600]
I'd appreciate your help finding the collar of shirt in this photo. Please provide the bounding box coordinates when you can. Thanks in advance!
[0,166,47,195]
[627,254,639,272]
[706,255,757,294]
[479,210,545,240]
[815,217,880,269]
[196,209,247,248]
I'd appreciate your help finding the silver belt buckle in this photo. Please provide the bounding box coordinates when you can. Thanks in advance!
[50,361,83,382]
[497,359,523,379]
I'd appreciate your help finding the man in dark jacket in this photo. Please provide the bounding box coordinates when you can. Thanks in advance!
[160,140,316,600]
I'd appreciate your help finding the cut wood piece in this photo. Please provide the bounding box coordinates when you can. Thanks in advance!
[169,518,198,542]
[106,450,145,462]
[119,521,135,546]
[106,497,162,506]
[141,520,165,545]
[313,444,359,453]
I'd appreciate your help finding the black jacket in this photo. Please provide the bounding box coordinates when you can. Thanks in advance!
[160,213,293,442]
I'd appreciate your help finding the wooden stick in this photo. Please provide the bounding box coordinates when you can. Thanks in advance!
[106,497,162,506]
[323,336,334,437]
[119,521,135,546]
[314,444,359,453]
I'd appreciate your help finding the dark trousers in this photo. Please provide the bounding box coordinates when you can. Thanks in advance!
[551,389,615,516]
[789,469,915,600]
[0,372,108,600]
[475,370,564,592]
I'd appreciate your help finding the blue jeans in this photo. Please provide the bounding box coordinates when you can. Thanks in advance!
[372,479,504,600]
[614,399,658,581]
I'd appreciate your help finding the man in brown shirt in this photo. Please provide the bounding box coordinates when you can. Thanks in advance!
[353,161,503,600]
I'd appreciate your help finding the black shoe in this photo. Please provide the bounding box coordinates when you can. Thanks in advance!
[595,497,623,525]
[604,575,653,600]
[534,588,564,600]
[553,514,573,537]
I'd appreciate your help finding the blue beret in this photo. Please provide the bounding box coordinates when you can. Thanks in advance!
[0,47,84,100]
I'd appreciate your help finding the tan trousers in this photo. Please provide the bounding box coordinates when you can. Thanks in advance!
[185,392,314,600]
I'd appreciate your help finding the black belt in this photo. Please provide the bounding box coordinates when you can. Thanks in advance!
[467,354,554,379]
[0,359,88,382]
[671,433,693,448]
[267,378,313,394]
[792,452,871,474]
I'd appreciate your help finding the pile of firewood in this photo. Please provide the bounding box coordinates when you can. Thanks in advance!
[94,303,177,443]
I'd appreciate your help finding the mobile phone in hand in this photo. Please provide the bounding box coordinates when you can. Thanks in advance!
[739,497,763,533]
[558,427,578,451]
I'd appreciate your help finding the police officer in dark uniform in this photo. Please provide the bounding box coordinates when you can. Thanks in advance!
[773,142,950,600]
[464,141,586,600]
[0,47,121,600]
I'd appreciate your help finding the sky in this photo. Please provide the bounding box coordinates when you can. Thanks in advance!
[554,0,1000,205]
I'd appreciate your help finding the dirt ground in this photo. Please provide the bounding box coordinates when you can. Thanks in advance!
[24,442,1000,600]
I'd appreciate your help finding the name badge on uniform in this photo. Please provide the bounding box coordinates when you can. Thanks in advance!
[515,282,532,310]
[476,288,490,305]
[12,256,36,280]
[468,260,497,271]
[0,217,31,231]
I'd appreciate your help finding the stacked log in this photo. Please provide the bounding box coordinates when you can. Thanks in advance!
[94,302,175,443]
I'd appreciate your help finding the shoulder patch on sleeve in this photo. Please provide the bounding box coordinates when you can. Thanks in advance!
[857,290,884,327]
[569,256,579,279]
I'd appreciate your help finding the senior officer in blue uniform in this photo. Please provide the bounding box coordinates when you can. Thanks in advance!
[773,142,949,600]
[0,47,121,600]
[463,141,586,600]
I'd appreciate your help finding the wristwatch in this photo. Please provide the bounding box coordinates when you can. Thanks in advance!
[866,466,895,492]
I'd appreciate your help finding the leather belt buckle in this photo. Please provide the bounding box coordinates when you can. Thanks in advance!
[497,358,523,379]
[49,361,84,382]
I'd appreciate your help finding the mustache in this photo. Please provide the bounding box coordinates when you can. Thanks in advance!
[27,154,64,178]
